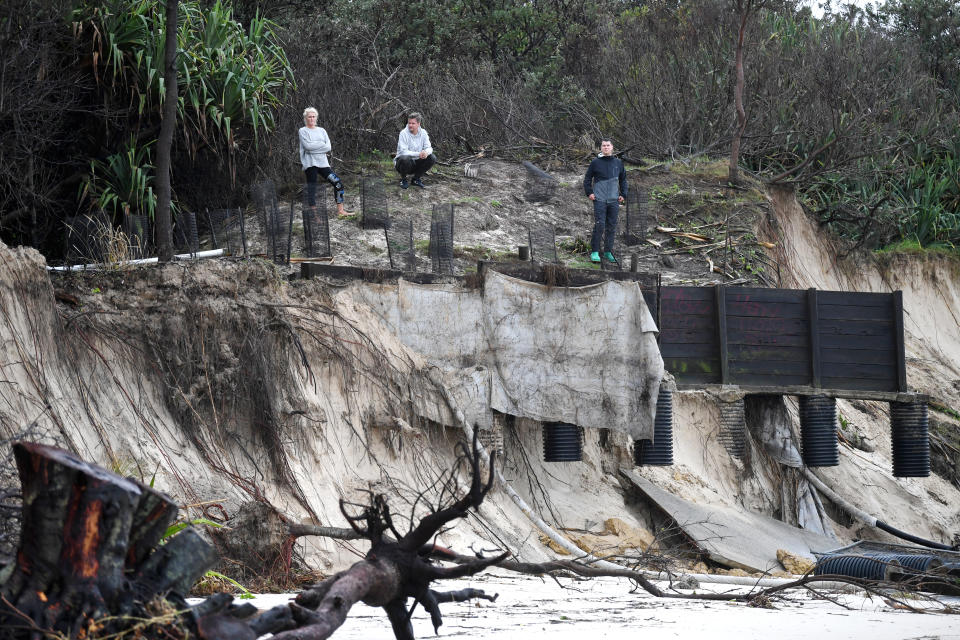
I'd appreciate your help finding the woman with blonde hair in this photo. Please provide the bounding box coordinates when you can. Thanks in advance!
[299,107,350,217]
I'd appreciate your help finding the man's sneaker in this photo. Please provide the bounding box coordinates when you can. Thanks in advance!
[590,251,601,263]
[603,251,617,263]
[399,177,409,189]
[411,177,426,188]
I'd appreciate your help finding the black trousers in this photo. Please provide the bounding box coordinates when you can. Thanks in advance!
[304,166,344,206]
[395,154,436,178]
[591,199,619,253]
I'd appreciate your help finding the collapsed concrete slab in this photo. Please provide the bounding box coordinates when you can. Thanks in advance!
[621,469,836,574]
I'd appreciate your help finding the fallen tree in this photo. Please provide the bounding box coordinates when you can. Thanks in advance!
[3,431,956,640]
[0,434,505,640]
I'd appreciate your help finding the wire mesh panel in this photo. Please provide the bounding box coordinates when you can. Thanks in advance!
[63,212,110,266]
[173,211,199,256]
[205,208,247,257]
[250,179,289,264]
[123,214,151,259]
[302,184,331,258]
[429,203,455,274]
[527,223,559,263]
[385,218,414,271]
[522,160,557,202]
[361,175,389,229]
[623,187,649,245]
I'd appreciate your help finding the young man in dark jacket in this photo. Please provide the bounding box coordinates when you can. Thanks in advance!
[583,139,628,263]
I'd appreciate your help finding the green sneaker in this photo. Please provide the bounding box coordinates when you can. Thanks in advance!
[603,251,617,263]
[590,251,601,263]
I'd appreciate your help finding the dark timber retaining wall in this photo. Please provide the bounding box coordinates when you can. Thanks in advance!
[300,263,912,399]
[659,286,906,393]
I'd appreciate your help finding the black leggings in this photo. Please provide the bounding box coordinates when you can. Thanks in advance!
[304,166,344,206]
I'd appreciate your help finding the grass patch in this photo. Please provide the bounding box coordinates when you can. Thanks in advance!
[454,244,517,261]
[651,183,682,201]
[876,238,960,258]
[931,402,960,421]
[558,236,590,256]
[566,258,600,270]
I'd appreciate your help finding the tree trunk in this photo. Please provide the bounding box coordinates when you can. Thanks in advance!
[0,442,215,638]
[154,0,178,262]
[728,0,751,185]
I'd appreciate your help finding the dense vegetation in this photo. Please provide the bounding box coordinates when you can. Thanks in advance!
[1,0,958,256]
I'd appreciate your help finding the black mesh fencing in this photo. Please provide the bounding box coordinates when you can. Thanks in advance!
[623,187,649,245]
[528,223,558,263]
[302,184,331,258]
[251,179,290,264]
[63,212,110,266]
[522,161,557,202]
[123,214,151,259]
[205,208,247,257]
[173,211,199,256]
[361,175,389,229]
[429,203,455,274]
[385,218,414,271]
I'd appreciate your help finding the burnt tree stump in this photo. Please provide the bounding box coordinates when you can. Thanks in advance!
[0,442,215,638]
[1,434,506,640]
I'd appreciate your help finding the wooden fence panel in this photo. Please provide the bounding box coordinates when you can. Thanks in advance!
[658,286,905,393]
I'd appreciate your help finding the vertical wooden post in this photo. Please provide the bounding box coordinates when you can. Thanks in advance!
[477,260,488,283]
[716,285,729,384]
[893,290,907,392]
[655,273,661,341]
[807,288,821,389]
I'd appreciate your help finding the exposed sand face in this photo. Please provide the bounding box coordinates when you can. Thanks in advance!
[0,241,656,573]
[759,188,960,542]
[767,186,960,406]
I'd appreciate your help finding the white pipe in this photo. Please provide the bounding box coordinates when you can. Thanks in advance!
[48,249,224,272]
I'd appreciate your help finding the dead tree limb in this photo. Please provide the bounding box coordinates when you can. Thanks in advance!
[256,430,505,640]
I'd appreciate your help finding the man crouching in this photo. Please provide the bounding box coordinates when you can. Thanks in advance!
[395,112,436,189]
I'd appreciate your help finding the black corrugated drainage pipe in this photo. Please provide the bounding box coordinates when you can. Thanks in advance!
[634,387,673,466]
[718,397,746,460]
[815,553,942,581]
[814,555,898,581]
[542,423,582,462]
[890,401,931,477]
[798,395,839,466]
